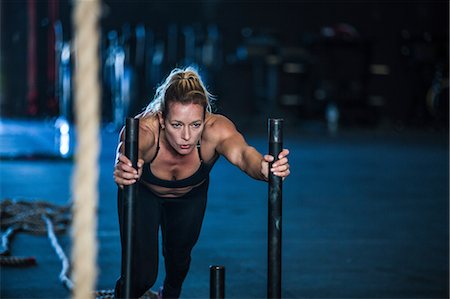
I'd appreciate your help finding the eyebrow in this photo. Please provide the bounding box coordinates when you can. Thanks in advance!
[170,119,203,124]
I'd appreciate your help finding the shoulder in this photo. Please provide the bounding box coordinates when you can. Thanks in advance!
[138,115,158,136]
[119,115,157,139]
[204,113,237,132]
[119,115,159,159]
[203,113,251,161]
[204,113,239,140]
[138,115,159,151]
[202,113,245,151]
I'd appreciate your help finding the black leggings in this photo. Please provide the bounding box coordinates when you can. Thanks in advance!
[115,179,209,298]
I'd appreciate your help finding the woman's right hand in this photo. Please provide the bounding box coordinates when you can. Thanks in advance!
[114,154,144,189]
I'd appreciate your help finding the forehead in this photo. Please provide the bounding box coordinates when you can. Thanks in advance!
[166,102,204,120]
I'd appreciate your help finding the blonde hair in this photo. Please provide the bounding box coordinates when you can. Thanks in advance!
[142,66,215,117]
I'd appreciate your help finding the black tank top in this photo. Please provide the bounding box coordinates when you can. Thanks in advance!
[140,127,218,189]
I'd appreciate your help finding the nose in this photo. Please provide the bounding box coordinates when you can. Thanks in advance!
[181,127,190,141]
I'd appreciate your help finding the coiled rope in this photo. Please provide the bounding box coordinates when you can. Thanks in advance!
[0,199,70,269]
[0,199,160,299]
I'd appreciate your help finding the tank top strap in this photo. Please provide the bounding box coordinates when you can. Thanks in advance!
[196,140,203,162]
[149,125,161,164]
[196,125,207,162]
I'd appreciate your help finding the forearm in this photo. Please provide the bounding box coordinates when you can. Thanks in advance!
[241,146,266,181]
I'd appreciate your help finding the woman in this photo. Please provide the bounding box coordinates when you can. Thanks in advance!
[113,66,290,298]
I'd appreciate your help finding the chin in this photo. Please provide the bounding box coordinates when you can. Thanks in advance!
[177,147,194,155]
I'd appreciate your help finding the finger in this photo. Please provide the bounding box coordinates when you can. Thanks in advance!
[137,159,145,168]
[114,177,124,188]
[278,149,290,159]
[120,179,136,185]
[118,154,132,166]
[118,161,138,174]
[114,177,124,189]
[264,154,274,162]
[282,170,290,181]
[117,163,132,174]
[273,168,290,178]
[272,163,289,172]
[272,157,288,168]
[115,169,139,180]
[115,175,137,185]
[272,164,290,175]
[284,169,291,177]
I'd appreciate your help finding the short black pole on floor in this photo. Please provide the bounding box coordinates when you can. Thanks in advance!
[210,265,225,299]
[268,118,283,299]
[122,117,139,299]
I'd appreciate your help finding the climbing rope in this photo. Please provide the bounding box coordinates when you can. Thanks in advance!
[72,0,101,298]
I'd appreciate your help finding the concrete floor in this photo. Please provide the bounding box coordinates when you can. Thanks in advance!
[0,118,448,298]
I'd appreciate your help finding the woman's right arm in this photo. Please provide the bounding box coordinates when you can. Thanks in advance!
[113,121,154,189]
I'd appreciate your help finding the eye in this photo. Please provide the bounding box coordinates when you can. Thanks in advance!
[171,123,182,128]
[192,122,202,128]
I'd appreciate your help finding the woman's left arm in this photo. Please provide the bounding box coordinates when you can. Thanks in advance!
[213,115,290,181]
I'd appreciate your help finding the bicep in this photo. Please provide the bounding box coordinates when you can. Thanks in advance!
[216,129,250,168]
[212,116,264,178]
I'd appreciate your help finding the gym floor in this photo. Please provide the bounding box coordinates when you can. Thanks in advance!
[0,117,448,298]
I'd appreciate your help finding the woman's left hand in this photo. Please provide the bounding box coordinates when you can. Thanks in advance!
[262,149,290,180]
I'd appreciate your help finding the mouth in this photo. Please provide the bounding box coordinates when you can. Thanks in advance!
[179,144,192,150]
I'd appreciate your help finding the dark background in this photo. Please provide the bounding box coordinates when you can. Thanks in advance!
[0,2,449,298]
[1,0,448,131]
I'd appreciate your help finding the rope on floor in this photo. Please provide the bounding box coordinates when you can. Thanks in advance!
[43,214,74,290]
[1,226,19,256]
[0,198,120,299]
[0,198,71,268]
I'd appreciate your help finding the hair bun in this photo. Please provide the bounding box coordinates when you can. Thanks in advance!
[142,66,215,117]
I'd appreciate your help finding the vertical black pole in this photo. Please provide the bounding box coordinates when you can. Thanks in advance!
[210,265,225,299]
[123,117,139,298]
[268,118,283,299]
